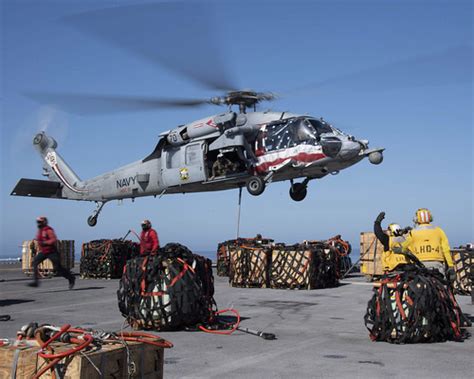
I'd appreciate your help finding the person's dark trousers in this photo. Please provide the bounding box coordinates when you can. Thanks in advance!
[32,251,75,284]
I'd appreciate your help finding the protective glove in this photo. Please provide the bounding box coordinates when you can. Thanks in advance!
[446,268,456,283]
[375,212,385,224]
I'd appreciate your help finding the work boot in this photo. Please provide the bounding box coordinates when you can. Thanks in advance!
[68,276,76,290]
[28,281,39,288]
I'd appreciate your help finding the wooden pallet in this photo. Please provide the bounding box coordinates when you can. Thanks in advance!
[0,340,163,379]
[21,240,74,277]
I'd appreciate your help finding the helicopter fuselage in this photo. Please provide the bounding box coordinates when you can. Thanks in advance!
[11,111,384,226]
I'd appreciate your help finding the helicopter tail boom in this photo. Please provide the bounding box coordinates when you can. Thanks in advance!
[33,132,88,196]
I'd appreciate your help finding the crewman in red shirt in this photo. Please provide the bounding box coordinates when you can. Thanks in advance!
[140,219,160,255]
[28,217,75,289]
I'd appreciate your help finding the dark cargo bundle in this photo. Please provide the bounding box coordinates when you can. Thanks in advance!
[80,239,139,279]
[364,268,467,343]
[326,235,352,276]
[217,237,274,277]
[229,246,270,288]
[303,242,339,288]
[117,243,215,330]
[451,247,473,295]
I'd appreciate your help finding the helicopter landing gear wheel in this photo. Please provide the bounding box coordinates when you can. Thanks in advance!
[87,216,98,227]
[246,176,265,196]
[87,201,106,227]
[289,183,307,202]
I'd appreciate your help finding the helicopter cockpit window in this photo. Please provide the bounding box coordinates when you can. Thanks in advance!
[264,122,296,151]
[307,119,333,135]
[292,118,318,144]
[264,118,319,152]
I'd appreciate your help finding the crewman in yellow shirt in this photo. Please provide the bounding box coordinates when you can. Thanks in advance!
[399,208,455,282]
[373,212,409,272]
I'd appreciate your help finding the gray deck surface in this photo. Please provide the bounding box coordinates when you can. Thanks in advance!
[1,263,472,378]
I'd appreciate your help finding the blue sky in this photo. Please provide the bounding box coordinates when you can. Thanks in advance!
[1,0,472,258]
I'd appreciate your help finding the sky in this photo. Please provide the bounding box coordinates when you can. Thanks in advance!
[1,0,472,259]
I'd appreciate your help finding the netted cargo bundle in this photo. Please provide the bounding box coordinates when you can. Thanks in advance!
[327,235,352,277]
[117,243,215,330]
[304,242,339,288]
[217,237,274,277]
[80,239,139,279]
[270,246,313,289]
[364,268,468,343]
[229,246,269,288]
[451,247,473,295]
[217,241,233,277]
[21,240,74,277]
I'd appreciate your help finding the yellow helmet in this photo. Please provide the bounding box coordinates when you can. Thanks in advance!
[414,208,432,224]
[388,223,402,236]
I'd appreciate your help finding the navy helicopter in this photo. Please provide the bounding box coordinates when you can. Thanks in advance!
[10,3,384,226]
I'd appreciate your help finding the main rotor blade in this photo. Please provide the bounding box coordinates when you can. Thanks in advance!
[288,46,473,94]
[63,2,236,91]
[24,92,212,115]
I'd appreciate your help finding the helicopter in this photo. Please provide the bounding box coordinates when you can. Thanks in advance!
[11,89,384,226]
[10,3,385,227]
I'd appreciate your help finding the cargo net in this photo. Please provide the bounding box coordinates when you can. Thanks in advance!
[80,240,139,279]
[326,235,352,277]
[270,246,312,289]
[364,267,469,344]
[217,237,274,277]
[303,242,340,288]
[117,243,216,331]
[452,248,473,295]
[229,246,270,288]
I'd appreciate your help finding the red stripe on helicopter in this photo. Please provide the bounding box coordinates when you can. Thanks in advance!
[194,119,217,128]
[51,165,88,194]
[256,152,326,173]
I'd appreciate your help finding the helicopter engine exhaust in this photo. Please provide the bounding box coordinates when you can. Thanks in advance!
[33,132,57,151]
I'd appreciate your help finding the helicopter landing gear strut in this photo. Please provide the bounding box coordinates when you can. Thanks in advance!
[289,178,310,202]
[87,201,106,227]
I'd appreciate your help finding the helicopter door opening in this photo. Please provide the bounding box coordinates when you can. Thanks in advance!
[161,142,206,187]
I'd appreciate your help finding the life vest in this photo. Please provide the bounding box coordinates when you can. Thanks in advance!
[140,229,160,255]
[36,226,57,254]
[382,235,408,271]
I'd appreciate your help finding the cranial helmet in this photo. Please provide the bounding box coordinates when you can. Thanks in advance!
[414,208,433,225]
[141,219,152,229]
[388,223,402,236]
[36,216,48,227]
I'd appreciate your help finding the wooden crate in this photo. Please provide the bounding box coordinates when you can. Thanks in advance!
[270,248,312,289]
[0,340,164,379]
[229,246,269,287]
[451,248,473,295]
[21,240,75,277]
[359,232,384,277]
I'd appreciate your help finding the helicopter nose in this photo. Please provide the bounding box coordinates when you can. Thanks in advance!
[338,140,362,160]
